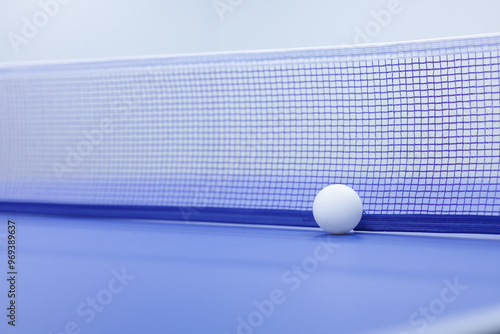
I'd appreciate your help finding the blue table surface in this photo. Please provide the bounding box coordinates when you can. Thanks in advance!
[1,212,499,334]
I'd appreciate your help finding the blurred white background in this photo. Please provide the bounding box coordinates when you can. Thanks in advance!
[1,0,500,62]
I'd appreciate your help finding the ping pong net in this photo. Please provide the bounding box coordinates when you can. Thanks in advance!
[1,34,499,234]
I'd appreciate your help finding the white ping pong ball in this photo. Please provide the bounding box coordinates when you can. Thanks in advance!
[312,184,363,234]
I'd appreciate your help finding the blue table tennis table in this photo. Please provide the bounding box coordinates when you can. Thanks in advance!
[0,211,499,334]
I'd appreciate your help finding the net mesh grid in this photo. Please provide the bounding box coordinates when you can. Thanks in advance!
[0,34,499,216]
